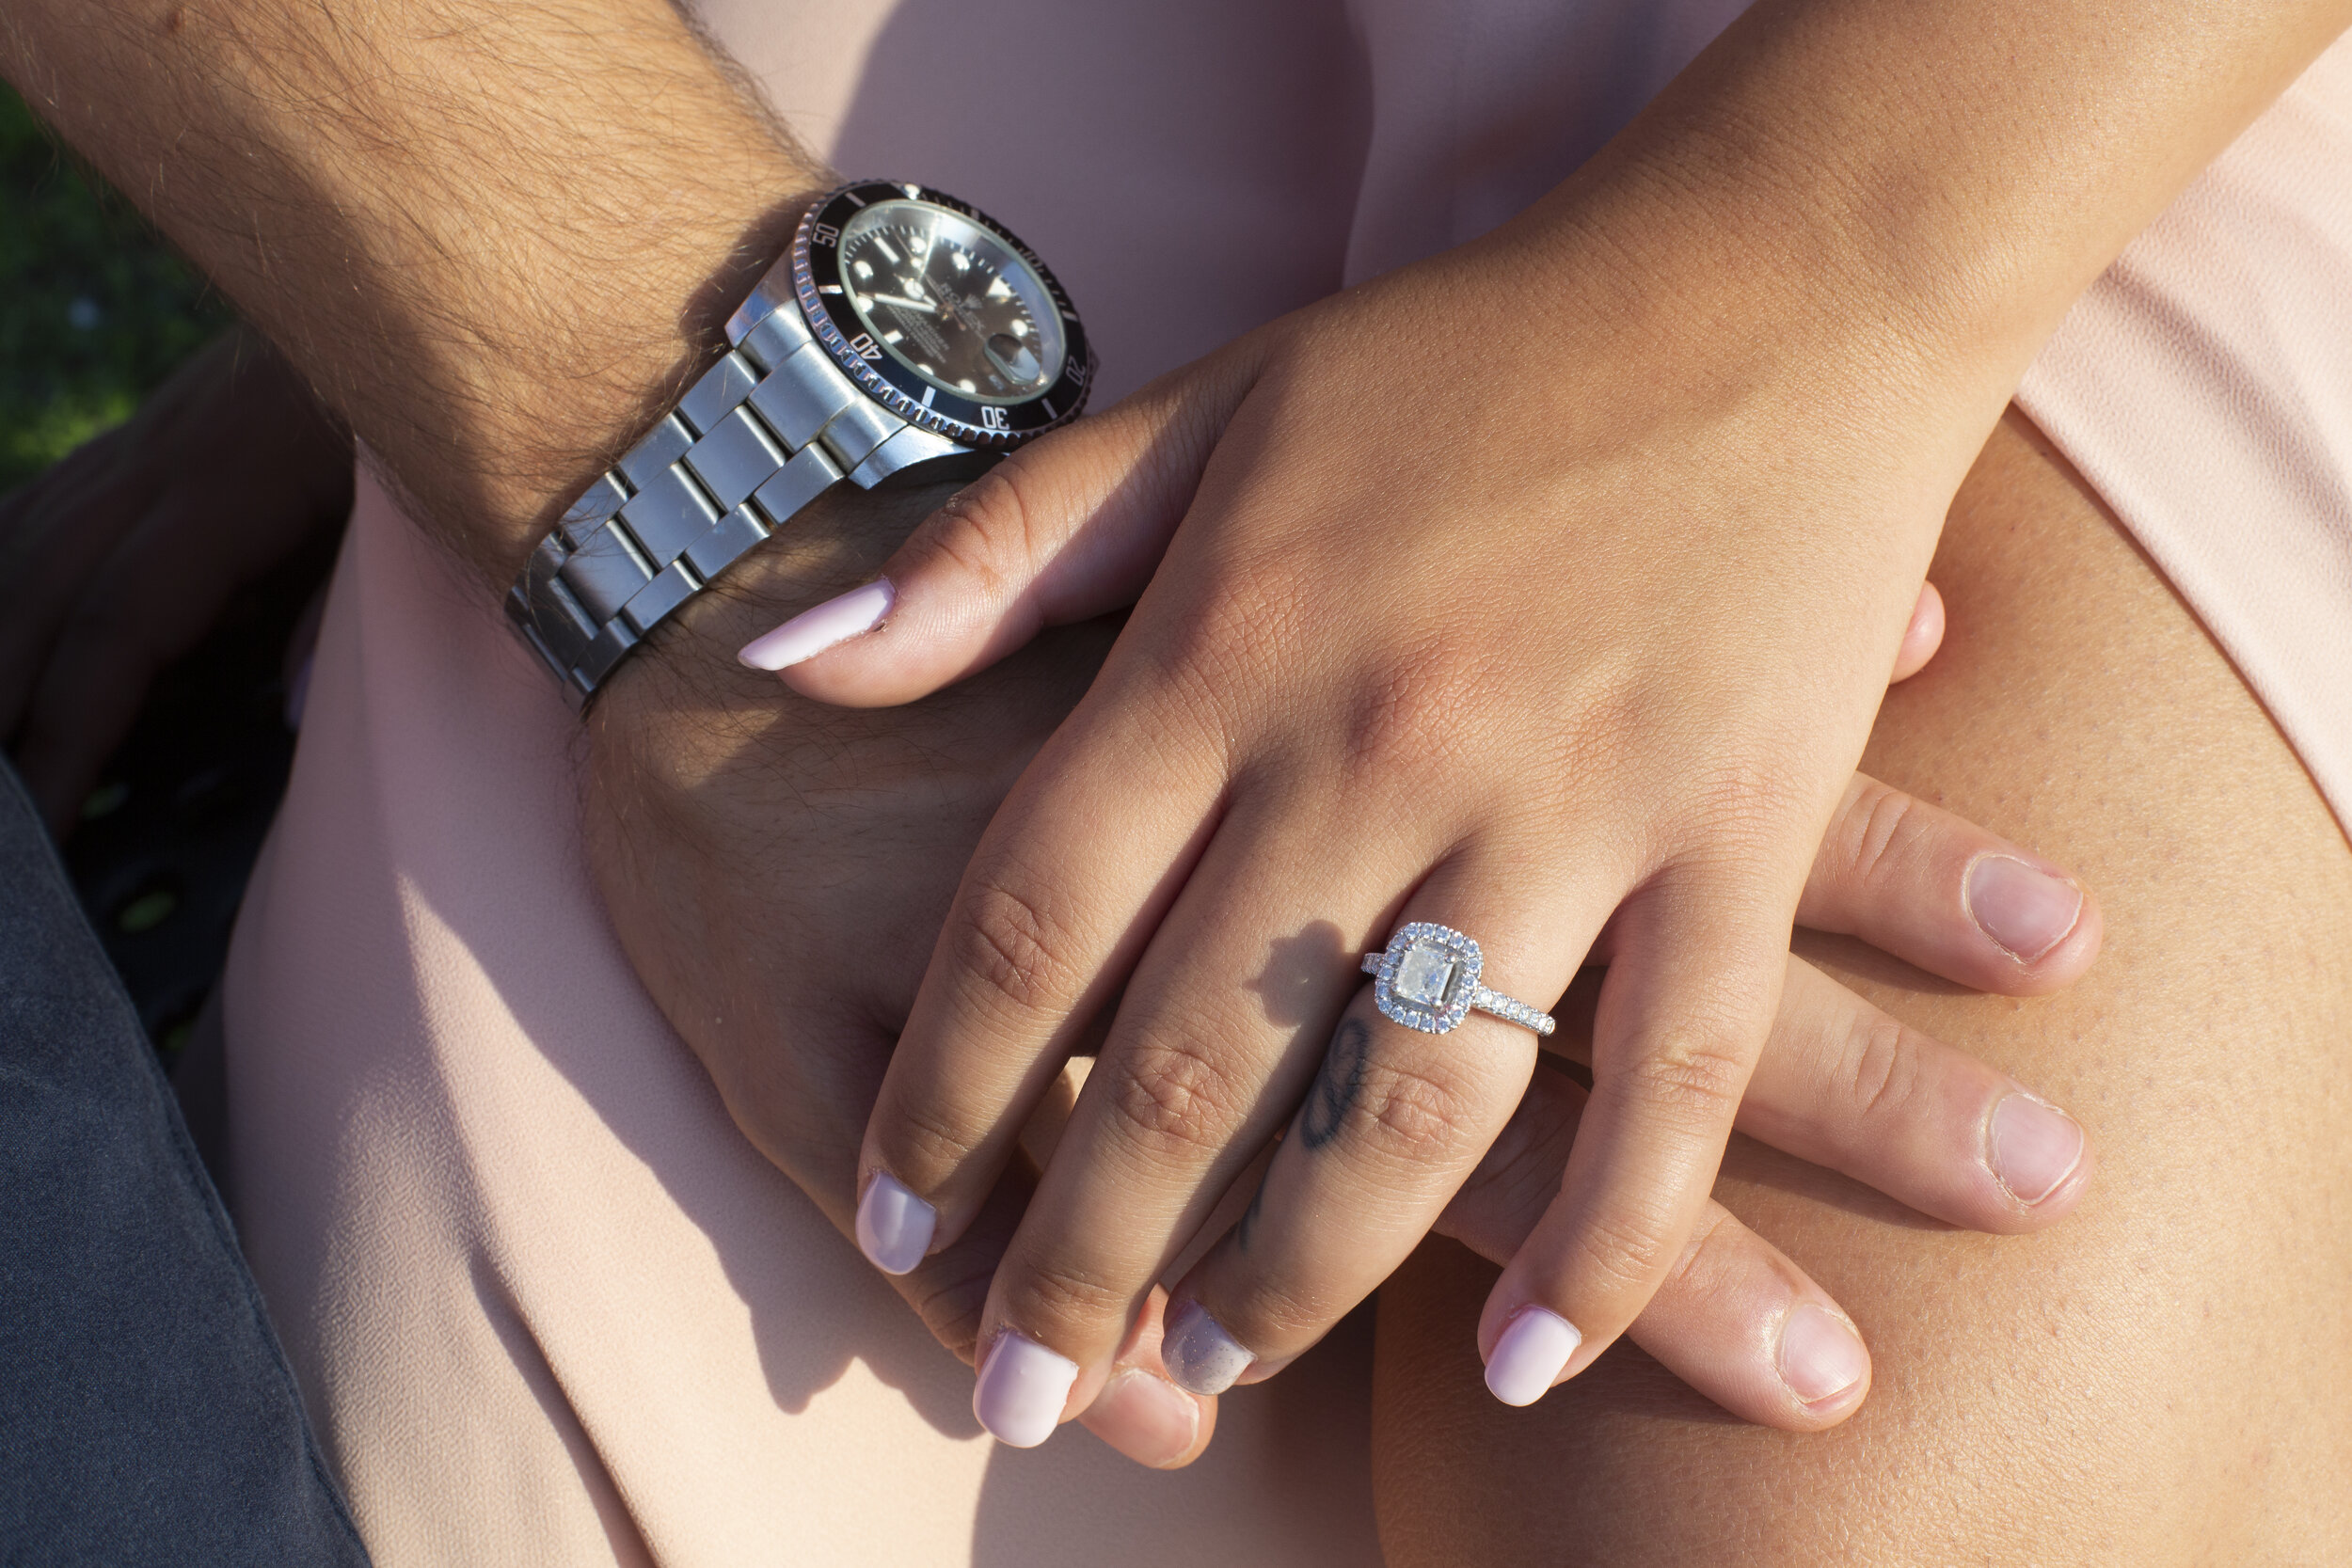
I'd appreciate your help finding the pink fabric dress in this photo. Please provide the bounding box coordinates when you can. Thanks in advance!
[219,5,2352,1561]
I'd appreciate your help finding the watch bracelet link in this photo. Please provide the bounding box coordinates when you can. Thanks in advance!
[503,260,972,708]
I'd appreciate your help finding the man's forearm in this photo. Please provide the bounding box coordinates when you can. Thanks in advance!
[1,0,827,582]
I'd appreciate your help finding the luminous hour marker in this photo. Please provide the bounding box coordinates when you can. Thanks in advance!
[1009,320,1029,338]
[957,378,977,391]
[986,277,1012,300]
[872,235,900,263]
[852,294,871,312]
[851,259,873,279]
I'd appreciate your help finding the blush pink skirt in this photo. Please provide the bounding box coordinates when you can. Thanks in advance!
[220,6,2352,1561]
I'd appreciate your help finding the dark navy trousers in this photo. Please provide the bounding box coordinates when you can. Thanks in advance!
[0,762,368,1565]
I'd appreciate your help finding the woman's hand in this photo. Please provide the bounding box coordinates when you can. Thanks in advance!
[758,175,2007,1439]
[0,327,352,832]
[743,0,2346,1440]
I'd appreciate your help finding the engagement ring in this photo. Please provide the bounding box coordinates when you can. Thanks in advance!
[1361,922,1557,1037]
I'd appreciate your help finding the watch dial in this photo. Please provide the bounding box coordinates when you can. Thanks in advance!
[836,199,1067,405]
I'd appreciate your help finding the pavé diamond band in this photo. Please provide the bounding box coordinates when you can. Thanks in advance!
[1360,922,1557,1037]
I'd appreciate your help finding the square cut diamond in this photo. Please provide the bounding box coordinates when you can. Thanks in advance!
[1392,940,1460,1007]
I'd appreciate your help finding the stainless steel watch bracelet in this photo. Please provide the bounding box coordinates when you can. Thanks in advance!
[503,254,972,707]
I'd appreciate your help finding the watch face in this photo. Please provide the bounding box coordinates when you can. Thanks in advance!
[795,182,1091,449]
[838,200,1065,403]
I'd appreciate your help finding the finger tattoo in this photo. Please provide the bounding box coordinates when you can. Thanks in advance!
[1234,1177,1268,1252]
[1299,1018,1371,1152]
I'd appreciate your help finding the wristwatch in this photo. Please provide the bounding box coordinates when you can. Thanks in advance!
[505,179,1094,705]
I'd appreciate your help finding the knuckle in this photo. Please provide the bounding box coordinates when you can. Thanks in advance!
[889,1095,992,1180]
[1340,641,1493,784]
[1835,777,1921,893]
[1104,1037,1248,1158]
[1571,1202,1689,1297]
[1661,1201,1736,1293]
[1222,1273,1343,1344]
[950,873,1084,1020]
[1628,1024,1756,1129]
[916,462,1043,598]
[1009,1259,1133,1331]
[1839,1014,1925,1129]
[1333,1053,1486,1166]
[1679,745,1810,848]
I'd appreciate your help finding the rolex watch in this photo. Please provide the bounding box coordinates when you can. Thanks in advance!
[505,180,1094,705]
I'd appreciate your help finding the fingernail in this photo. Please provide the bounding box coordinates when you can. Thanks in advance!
[1484,1306,1581,1407]
[853,1171,935,1275]
[1964,854,2083,962]
[972,1330,1079,1449]
[737,578,895,671]
[1988,1092,2086,1205]
[1161,1300,1253,1396]
[1777,1302,1869,1406]
[1085,1369,1200,1468]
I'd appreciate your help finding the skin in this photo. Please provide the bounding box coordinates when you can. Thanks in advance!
[580,476,2098,1458]
[0,0,822,584]
[0,0,2325,1505]
[778,0,2352,1434]
[3,337,2109,1473]
[1370,413,2352,1563]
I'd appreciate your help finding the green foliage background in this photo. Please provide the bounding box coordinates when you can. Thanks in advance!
[1,83,231,492]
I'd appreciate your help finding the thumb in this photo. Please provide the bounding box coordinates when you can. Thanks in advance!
[742,339,1263,707]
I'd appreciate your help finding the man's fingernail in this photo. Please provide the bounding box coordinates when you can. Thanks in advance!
[1964,854,2084,962]
[1084,1369,1200,1468]
[1484,1306,1581,1407]
[1777,1302,1870,1406]
[1988,1092,2087,1206]
[737,578,895,671]
[853,1171,934,1275]
[1161,1300,1253,1396]
[973,1330,1079,1449]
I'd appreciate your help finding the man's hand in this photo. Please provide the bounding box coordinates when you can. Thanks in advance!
[582,483,2100,1462]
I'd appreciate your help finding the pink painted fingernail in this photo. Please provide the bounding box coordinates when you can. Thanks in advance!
[1484,1306,1581,1407]
[1988,1093,2086,1205]
[737,578,895,671]
[1777,1302,1869,1406]
[1964,854,2083,962]
[1085,1369,1200,1468]
[1161,1300,1253,1396]
[973,1330,1079,1448]
[853,1171,935,1275]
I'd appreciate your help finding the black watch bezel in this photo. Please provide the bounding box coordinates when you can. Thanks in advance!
[790,180,1093,451]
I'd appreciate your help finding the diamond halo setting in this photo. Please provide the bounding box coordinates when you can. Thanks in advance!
[1360,921,1556,1037]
